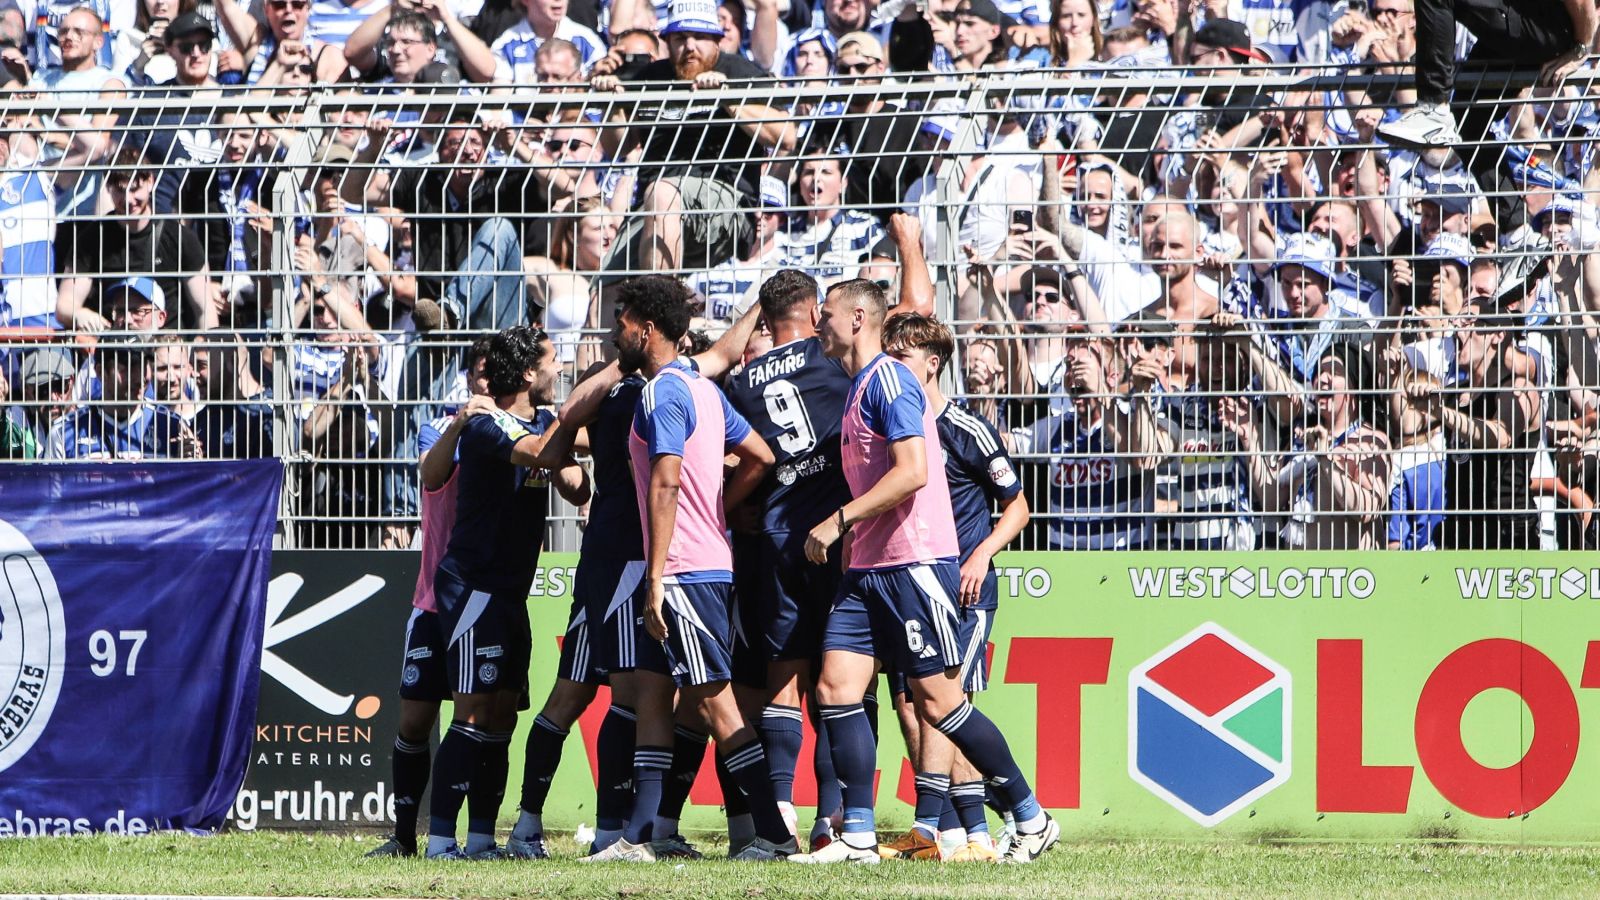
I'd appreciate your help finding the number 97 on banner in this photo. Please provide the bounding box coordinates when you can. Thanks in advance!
[88,630,148,677]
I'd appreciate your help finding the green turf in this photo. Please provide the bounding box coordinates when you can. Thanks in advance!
[3,832,1599,898]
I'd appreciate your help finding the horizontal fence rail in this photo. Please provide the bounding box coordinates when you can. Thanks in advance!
[2,64,1599,550]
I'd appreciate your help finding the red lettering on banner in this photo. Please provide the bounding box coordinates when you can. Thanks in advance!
[1316,640,1413,813]
[1414,639,1579,818]
[1003,637,1112,808]
[1583,642,1600,689]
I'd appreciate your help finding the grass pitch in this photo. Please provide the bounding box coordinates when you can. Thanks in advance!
[3,832,1599,898]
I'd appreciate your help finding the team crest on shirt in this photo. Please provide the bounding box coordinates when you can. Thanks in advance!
[776,464,797,486]
[989,457,1018,488]
[478,662,499,685]
[401,664,421,686]
[1,182,19,205]
[0,518,66,775]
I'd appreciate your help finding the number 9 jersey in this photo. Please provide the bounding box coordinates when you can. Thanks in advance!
[723,335,854,535]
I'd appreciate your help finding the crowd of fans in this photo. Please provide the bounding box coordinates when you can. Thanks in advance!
[0,0,1598,550]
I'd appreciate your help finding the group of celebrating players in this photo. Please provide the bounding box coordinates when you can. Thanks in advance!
[367,269,1054,865]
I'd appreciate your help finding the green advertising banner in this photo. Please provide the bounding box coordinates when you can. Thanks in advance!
[499,552,1600,843]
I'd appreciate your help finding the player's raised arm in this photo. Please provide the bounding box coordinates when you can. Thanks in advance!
[724,429,774,511]
[692,299,765,380]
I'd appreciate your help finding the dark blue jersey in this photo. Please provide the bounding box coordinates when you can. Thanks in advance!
[581,373,646,560]
[938,401,1022,610]
[48,404,190,459]
[724,336,853,535]
[438,407,556,595]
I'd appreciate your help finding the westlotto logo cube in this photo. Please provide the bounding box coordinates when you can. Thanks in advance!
[1128,623,1291,826]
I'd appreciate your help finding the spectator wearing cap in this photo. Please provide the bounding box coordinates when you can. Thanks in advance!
[491,0,607,80]
[1260,231,1370,384]
[1005,328,1169,551]
[964,257,1105,417]
[1391,232,1472,382]
[346,6,498,84]
[56,144,215,332]
[801,31,931,223]
[1228,348,1391,550]
[783,149,886,287]
[688,174,792,323]
[217,0,351,84]
[304,141,399,314]
[104,277,169,333]
[589,0,796,280]
[125,13,232,218]
[14,346,77,450]
[47,341,199,459]
[950,0,1009,70]
[782,25,834,79]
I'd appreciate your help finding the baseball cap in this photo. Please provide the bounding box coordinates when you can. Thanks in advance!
[20,347,76,388]
[1017,265,1062,296]
[1271,232,1337,282]
[660,0,725,37]
[1415,180,1475,216]
[759,175,788,209]
[414,60,462,85]
[165,12,216,42]
[835,30,884,65]
[1118,309,1178,344]
[920,98,965,143]
[1532,193,1588,231]
[1423,232,1473,271]
[105,276,166,311]
[1192,18,1270,63]
[954,0,1003,25]
[308,140,356,168]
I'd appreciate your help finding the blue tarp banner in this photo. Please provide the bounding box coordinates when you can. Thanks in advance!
[0,461,281,834]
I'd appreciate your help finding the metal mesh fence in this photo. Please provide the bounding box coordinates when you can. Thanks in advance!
[2,60,1599,550]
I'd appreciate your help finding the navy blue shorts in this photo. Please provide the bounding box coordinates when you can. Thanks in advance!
[398,607,451,702]
[887,602,996,697]
[731,531,839,688]
[435,568,532,696]
[575,554,646,674]
[555,592,605,686]
[634,578,735,687]
[822,560,963,680]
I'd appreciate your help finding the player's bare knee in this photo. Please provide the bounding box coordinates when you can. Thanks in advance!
[542,679,597,726]
[396,700,438,742]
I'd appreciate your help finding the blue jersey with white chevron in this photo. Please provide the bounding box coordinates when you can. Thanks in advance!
[491,17,608,81]
[47,404,188,460]
[292,342,348,401]
[308,0,391,47]
[1010,406,1154,550]
[1387,436,1446,550]
[995,0,1048,26]
[938,401,1022,609]
[781,210,884,283]
[0,169,58,329]
[724,336,853,535]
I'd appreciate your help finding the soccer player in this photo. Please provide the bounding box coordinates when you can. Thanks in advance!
[582,275,793,863]
[790,279,1057,865]
[368,336,495,859]
[723,269,855,850]
[508,300,765,860]
[424,326,590,860]
[882,313,1030,863]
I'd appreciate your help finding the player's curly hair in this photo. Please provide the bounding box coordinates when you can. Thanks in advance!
[617,275,693,342]
[484,325,549,398]
[758,269,819,322]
